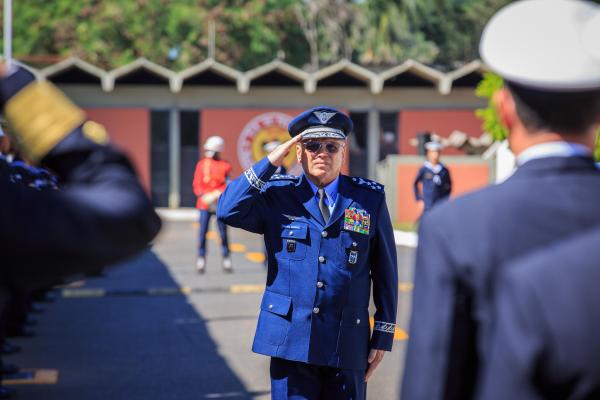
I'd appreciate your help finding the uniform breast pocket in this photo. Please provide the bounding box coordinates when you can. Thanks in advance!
[279,222,309,260]
[339,231,369,268]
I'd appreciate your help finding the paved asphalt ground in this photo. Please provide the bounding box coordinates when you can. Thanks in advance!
[5,220,415,399]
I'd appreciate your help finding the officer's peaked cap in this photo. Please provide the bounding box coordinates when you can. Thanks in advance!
[480,0,600,91]
[288,106,353,140]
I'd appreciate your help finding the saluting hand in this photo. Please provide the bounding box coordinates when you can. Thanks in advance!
[267,134,304,167]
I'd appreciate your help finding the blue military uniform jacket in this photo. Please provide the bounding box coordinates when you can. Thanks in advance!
[402,155,600,400]
[217,157,398,371]
[478,227,600,400]
[413,162,452,210]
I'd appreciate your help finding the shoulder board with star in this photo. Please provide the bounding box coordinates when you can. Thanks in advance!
[350,176,385,193]
[270,174,299,181]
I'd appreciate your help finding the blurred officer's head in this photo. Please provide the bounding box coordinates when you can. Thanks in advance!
[479,0,600,156]
[297,138,346,186]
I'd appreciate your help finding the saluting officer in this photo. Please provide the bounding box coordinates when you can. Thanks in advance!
[217,106,398,400]
[401,1,600,399]
[413,141,452,213]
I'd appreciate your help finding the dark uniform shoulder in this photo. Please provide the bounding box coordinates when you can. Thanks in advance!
[348,176,385,193]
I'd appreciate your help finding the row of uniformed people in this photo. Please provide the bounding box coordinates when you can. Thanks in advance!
[0,131,61,398]
[0,61,161,398]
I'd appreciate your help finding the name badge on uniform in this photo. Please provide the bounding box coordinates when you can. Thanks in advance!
[348,250,358,264]
[286,239,296,253]
[343,207,370,235]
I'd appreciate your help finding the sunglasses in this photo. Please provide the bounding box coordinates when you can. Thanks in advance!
[302,141,344,154]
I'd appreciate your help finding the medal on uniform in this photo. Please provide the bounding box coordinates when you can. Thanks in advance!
[343,207,370,235]
[286,239,296,252]
[348,250,358,264]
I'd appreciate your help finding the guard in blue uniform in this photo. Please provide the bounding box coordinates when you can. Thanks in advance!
[0,64,161,290]
[217,106,398,399]
[413,141,451,212]
[401,1,600,399]
[478,227,600,400]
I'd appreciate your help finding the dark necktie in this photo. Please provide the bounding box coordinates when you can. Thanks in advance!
[318,188,330,223]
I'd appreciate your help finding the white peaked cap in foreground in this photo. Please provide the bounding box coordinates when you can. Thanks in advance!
[480,0,600,91]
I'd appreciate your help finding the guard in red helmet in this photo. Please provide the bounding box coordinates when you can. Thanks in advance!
[192,136,233,273]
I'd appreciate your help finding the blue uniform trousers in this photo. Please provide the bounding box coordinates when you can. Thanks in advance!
[198,210,230,257]
[270,357,365,400]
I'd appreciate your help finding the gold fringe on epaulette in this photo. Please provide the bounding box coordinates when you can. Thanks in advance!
[5,81,85,163]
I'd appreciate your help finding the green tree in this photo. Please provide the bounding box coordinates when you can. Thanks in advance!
[354,0,438,66]
[5,0,598,71]
[410,0,512,68]
[475,72,508,141]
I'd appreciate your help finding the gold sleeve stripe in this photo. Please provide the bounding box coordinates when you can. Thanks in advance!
[5,81,85,163]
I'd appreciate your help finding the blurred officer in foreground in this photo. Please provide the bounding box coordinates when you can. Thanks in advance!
[478,227,600,400]
[193,135,233,273]
[413,141,452,213]
[0,63,161,289]
[401,1,600,399]
[218,106,398,399]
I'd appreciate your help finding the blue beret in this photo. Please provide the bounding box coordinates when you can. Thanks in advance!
[288,106,353,140]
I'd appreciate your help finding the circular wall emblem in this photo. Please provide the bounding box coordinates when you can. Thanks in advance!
[237,112,300,173]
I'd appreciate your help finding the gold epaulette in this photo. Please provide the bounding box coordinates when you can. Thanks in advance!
[5,81,85,163]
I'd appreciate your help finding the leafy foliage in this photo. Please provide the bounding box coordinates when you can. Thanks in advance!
[0,0,519,71]
[5,0,598,71]
[475,72,508,141]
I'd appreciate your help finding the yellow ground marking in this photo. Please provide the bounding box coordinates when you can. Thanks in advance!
[192,222,199,229]
[180,286,192,295]
[399,282,414,292]
[205,231,218,240]
[394,328,409,341]
[229,284,265,294]
[369,318,409,341]
[229,243,247,253]
[3,369,59,385]
[246,252,266,263]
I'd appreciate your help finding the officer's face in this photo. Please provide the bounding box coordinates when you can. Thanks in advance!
[297,138,346,185]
